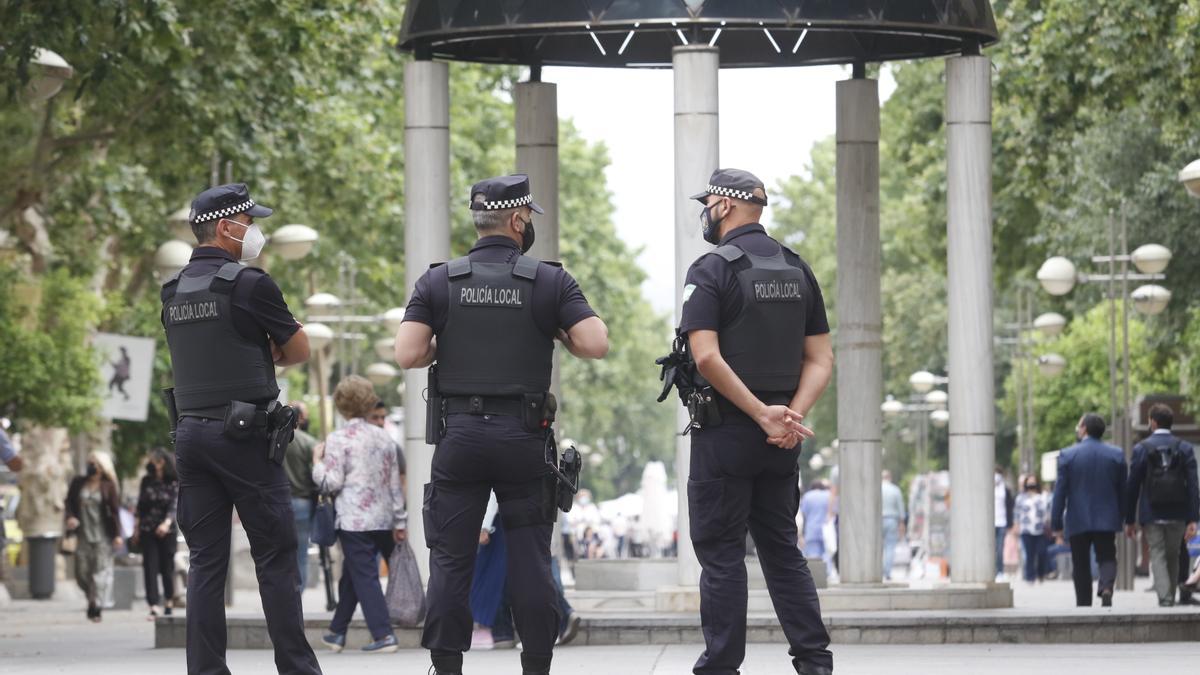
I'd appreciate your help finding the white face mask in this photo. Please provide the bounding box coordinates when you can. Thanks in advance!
[228,220,266,261]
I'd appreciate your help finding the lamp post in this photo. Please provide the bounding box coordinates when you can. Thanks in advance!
[881,376,950,475]
[1038,221,1171,592]
[999,287,1068,476]
[25,48,74,102]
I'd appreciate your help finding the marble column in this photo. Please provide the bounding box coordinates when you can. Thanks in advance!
[945,54,996,584]
[672,45,719,587]
[403,58,451,582]
[835,75,884,585]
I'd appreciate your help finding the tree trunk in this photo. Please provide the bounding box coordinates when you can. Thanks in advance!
[14,426,72,537]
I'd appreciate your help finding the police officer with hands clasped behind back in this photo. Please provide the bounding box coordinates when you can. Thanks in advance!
[161,183,321,675]
[394,174,609,675]
[667,169,836,675]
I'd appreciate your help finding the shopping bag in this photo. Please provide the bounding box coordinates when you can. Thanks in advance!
[386,539,427,627]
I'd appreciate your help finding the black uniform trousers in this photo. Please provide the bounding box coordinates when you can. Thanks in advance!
[175,417,322,675]
[422,413,559,673]
[689,419,833,675]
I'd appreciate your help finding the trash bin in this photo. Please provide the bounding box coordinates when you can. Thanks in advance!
[27,534,59,599]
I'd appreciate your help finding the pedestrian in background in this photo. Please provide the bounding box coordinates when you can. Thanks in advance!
[881,471,906,580]
[283,401,319,592]
[64,451,122,622]
[1051,413,1126,607]
[314,375,407,654]
[1014,474,1050,584]
[1124,403,1199,607]
[133,448,178,619]
[994,466,1015,580]
[800,480,831,564]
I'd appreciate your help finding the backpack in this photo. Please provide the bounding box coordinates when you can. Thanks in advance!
[1145,440,1188,509]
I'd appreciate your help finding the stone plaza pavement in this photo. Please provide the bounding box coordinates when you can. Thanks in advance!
[3,577,1198,674]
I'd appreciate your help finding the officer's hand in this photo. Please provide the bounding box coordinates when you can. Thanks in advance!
[756,405,805,442]
[4,456,23,472]
[479,530,490,546]
[65,516,80,531]
[394,528,407,544]
[768,432,802,450]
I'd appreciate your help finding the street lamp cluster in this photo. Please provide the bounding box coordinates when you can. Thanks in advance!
[881,371,951,473]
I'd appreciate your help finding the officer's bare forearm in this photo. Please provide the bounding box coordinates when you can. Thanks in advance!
[273,330,311,367]
[789,333,833,416]
[395,321,436,369]
[561,316,609,359]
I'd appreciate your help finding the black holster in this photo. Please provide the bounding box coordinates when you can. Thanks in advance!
[162,388,180,445]
[266,401,296,465]
[425,364,444,445]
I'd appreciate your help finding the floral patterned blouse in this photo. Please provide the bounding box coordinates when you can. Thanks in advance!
[1014,490,1049,536]
[312,418,407,532]
[136,476,178,535]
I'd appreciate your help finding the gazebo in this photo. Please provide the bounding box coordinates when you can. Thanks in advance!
[396,1,1001,592]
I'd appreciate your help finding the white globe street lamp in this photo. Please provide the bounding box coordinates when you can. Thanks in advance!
[26,48,74,102]
[909,371,937,393]
[305,323,333,352]
[929,409,950,429]
[1036,256,1077,296]
[269,224,319,261]
[383,307,407,334]
[1131,284,1171,315]
[305,292,341,311]
[808,454,825,471]
[168,206,193,241]
[365,362,398,386]
[1130,243,1172,275]
[880,396,904,417]
[154,240,193,280]
[1036,353,1067,378]
[924,389,948,409]
[374,337,395,361]
[1033,312,1067,337]
[1179,158,1200,199]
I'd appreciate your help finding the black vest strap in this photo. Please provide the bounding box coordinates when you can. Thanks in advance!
[711,245,745,263]
[447,257,472,279]
[512,255,539,280]
[215,262,245,282]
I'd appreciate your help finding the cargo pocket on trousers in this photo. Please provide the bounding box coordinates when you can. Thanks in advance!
[688,477,726,545]
[423,483,443,549]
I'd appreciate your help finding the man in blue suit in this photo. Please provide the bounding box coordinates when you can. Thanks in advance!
[1051,413,1127,607]
[1124,403,1199,607]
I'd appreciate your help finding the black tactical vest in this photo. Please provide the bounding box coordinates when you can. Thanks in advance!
[162,262,280,410]
[435,255,553,397]
[710,243,810,394]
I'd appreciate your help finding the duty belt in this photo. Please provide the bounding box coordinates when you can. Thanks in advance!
[442,395,526,418]
[179,403,271,429]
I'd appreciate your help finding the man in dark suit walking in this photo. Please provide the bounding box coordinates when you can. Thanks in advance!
[1051,413,1127,607]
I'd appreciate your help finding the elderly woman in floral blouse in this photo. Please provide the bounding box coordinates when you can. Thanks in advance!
[313,375,407,654]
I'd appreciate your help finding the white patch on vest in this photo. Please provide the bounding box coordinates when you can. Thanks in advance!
[682,284,696,304]
[167,300,221,324]
[459,285,523,307]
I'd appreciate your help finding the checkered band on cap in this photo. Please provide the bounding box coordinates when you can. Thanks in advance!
[480,193,533,210]
[190,199,256,224]
[706,185,758,202]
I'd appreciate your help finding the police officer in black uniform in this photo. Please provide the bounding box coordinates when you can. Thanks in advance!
[679,169,835,675]
[161,183,321,675]
[395,174,609,675]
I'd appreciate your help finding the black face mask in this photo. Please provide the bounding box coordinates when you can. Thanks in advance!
[1025,484,1037,491]
[520,217,535,254]
[147,462,158,476]
[700,202,724,245]
[86,463,98,478]
[298,418,309,433]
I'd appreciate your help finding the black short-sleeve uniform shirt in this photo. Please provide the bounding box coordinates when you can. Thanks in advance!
[159,246,301,346]
[679,223,830,337]
[403,236,598,337]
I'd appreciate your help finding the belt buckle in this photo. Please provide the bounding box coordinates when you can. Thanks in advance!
[469,396,483,414]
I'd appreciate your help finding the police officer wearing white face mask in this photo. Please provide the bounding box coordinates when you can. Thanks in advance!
[161,183,320,675]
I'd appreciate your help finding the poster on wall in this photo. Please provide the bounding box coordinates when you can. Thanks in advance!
[95,333,156,422]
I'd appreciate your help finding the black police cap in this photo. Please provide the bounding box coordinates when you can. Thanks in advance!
[690,168,769,206]
[468,174,545,214]
[189,183,274,225]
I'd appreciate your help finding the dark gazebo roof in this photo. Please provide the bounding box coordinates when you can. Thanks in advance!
[398,1,999,68]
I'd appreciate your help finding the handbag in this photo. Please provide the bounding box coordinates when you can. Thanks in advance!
[385,539,427,627]
[59,532,78,555]
[311,494,338,547]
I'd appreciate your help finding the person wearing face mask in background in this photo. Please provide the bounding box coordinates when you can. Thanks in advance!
[64,452,122,622]
[1014,475,1050,584]
[675,169,834,675]
[160,183,321,675]
[133,448,180,619]
[395,174,608,675]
